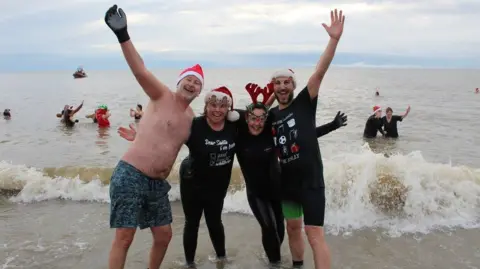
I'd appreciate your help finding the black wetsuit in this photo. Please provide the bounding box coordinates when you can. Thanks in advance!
[235,109,284,264]
[382,115,403,138]
[180,116,237,265]
[363,115,384,138]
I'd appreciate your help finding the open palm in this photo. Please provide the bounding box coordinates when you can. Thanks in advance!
[118,123,137,141]
[322,9,345,40]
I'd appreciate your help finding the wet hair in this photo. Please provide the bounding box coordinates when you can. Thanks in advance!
[137,104,142,110]
[386,107,393,113]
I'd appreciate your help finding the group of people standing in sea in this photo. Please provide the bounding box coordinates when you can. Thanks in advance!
[103,4,347,269]
[363,104,411,139]
[53,101,143,128]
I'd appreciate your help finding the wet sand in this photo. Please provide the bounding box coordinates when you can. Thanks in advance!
[1,200,479,269]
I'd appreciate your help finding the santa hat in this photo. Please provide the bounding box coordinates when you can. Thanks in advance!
[204,86,240,122]
[177,64,204,89]
[271,69,296,88]
[373,105,382,114]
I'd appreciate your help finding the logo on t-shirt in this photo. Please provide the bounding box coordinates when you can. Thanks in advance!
[205,139,235,166]
[271,112,300,164]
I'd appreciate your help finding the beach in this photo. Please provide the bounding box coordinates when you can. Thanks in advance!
[1,67,479,268]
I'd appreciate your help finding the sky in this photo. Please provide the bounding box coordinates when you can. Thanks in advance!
[0,0,479,71]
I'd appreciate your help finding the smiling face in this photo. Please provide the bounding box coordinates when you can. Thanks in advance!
[205,96,229,124]
[246,107,267,136]
[386,107,393,119]
[273,76,295,105]
[177,75,202,102]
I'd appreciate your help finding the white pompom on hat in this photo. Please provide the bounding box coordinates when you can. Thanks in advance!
[271,68,296,88]
[204,86,240,122]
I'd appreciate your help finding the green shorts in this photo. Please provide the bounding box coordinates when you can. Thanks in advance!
[281,201,303,219]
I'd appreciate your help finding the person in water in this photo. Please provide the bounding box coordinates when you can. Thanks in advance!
[104,5,203,269]
[268,9,345,269]
[95,104,111,127]
[363,105,385,138]
[180,86,240,267]
[237,83,348,267]
[3,109,11,119]
[375,88,380,96]
[56,101,84,127]
[129,104,143,120]
[119,83,348,268]
[118,86,240,268]
[382,105,410,138]
[85,110,98,123]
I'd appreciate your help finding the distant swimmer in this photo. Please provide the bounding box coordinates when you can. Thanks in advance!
[94,104,111,127]
[56,101,84,127]
[375,88,380,96]
[382,106,410,138]
[3,109,11,119]
[476,88,479,94]
[363,105,385,138]
[129,104,143,120]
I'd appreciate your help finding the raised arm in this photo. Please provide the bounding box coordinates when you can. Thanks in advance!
[105,5,170,101]
[401,105,411,119]
[307,9,345,99]
[71,100,84,114]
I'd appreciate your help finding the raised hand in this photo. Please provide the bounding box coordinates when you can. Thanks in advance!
[104,4,130,43]
[118,123,137,141]
[322,9,345,41]
[332,111,347,129]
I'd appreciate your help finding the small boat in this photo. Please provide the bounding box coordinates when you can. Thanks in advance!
[73,67,87,79]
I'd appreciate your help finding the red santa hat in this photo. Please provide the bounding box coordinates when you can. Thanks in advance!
[373,105,382,114]
[204,86,240,122]
[176,64,204,89]
[271,68,297,88]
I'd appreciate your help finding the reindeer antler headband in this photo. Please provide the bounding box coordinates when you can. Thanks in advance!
[244,82,274,108]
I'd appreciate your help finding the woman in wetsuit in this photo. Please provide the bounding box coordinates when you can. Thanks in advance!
[382,105,410,138]
[363,105,385,138]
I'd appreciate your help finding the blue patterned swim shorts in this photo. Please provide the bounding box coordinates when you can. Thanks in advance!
[109,160,172,229]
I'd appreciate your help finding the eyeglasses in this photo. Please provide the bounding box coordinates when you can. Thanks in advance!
[247,113,267,123]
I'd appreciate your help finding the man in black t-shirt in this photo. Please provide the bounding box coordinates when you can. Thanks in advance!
[382,106,411,138]
[268,9,346,269]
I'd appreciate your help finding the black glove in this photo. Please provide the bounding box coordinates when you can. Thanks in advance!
[104,5,130,43]
[332,111,347,130]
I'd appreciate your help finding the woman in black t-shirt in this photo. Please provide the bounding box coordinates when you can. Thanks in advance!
[179,86,240,267]
[382,105,410,138]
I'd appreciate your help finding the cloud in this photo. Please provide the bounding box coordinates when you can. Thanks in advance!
[0,0,479,70]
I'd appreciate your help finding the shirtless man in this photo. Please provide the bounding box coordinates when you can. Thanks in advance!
[104,5,202,269]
